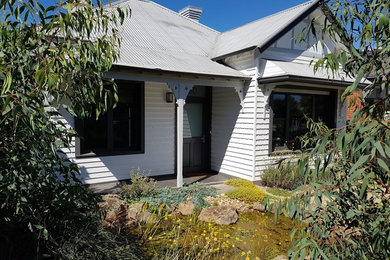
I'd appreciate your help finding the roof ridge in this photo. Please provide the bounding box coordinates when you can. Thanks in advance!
[146,0,220,34]
[110,0,220,34]
[220,0,316,35]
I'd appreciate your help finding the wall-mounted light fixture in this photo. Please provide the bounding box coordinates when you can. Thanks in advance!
[166,92,174,103]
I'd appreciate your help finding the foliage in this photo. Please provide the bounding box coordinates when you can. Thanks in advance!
[273,0,390,259]
[224,178,257,188]
[261,159,333,190]
[141,183,217,209]
[0,0,129,258]
[225,186,267,203]
[266,188,292,197]
[119,169,156,203]
[46,219,142,260]
[262,163,305,190]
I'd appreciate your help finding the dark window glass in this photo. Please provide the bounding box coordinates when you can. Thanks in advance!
[83,112,107,153]
[77,80,144,156]
[271,92,335,152]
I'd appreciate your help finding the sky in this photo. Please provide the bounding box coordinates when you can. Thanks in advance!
[38,0,310,32]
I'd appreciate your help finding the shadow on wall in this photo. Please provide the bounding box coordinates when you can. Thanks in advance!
[210,87,243,174]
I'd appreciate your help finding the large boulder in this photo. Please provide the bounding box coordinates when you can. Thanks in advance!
[198,206,238,225]
[99,194,127,228]
[252,202,266,212]
[177,201,195,216]
[127,202,155,224]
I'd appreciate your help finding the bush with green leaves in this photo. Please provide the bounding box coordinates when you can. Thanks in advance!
[141,183,217,209]
[0,0,132,259]
[271,0,390,259]
[261,159,333,190]
[119,169,156,202]
[261,163,305,190]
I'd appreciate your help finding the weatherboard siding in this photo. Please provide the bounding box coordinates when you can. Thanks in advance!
[210,51,258,180]
[61,82,175,184]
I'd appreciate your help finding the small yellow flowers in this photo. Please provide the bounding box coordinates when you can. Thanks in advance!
[232,244,235,248]
[164,217,168,220]
[255,257,261,260]
[241,251,246,256]
[245,257,250,260]
[214,237,217,241]
[148,237,152,240]
[225,234,230,238]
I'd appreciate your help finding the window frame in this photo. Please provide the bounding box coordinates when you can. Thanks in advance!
[269,87,337,154]
[75,80,145,158]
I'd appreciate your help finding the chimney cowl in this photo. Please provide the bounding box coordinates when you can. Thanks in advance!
[178,6,203,22]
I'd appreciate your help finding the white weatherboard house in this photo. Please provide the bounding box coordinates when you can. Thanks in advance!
[62,0,354,187]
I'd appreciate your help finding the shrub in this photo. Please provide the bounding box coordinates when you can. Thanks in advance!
[261,162,333,190]
[141,183,217,209]
[261,163,304,190]
[49,219,142,260]
[225,187,266,203]
[119,169,156,202]
[224,178,256,188]
[266,187,292,197]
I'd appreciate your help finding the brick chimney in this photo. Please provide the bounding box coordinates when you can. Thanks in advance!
[179,6,203,22]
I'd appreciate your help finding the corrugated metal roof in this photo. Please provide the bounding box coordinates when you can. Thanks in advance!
[211,0,318,59]
[106,0,247,79]
[263,60,357,82]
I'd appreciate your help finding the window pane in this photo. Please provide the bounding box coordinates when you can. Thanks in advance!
[272,119,286,150]
[272,94,286,118]
[113,82,142,152]
[314,95,328,123]
[82,112,107,153]
[183,103,203,138]
[288,95,312,140]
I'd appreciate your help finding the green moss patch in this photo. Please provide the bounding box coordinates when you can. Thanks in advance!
[224,178,257,188]
[225,186,267,203]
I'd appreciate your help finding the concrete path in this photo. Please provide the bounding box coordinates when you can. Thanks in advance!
[89,172,235,194]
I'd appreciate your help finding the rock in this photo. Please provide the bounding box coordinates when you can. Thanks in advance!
[127,202,144,220]
[127,202,156,224]
[177,201,195,216]
[253,202,266,212]
[198,206,238,225]
[99,194,127,228]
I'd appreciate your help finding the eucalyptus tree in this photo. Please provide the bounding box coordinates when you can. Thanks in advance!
[0,0,133,258]
[276,0,390,259]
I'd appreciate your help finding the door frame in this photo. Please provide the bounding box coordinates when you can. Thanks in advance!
[180,86,212,175]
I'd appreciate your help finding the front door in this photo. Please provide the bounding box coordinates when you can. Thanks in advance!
[183,86,210,174]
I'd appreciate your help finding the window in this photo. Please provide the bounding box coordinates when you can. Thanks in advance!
[270,90,336,152]
[76,80,144,157]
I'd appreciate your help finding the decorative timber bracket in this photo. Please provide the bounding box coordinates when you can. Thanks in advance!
[262,85,274,118]
[168,81,194,100]
[234,85,247,108]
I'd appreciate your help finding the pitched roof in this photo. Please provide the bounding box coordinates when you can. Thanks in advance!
[211,0,320,60]
[105,0,322,79]
[107,0,248,79]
